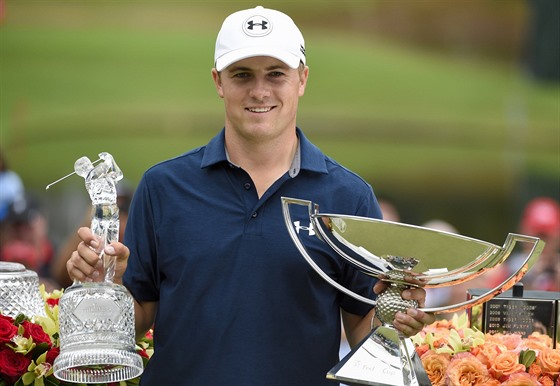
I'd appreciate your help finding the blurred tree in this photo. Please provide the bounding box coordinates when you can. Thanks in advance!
[525,0,560,81]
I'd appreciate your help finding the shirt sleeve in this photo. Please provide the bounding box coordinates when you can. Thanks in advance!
[122,173,160,302]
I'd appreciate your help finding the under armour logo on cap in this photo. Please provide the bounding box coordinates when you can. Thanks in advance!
[214,6,306,71]
[244,15,272,37]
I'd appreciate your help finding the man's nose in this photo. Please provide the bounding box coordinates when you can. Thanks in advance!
[249,78,270,100]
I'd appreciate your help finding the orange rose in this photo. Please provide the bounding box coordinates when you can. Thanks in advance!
[421,350,450,386]
[446,352,490,386]
[484,378,501,386]
[537,375,554,386]
[423,320,454,336]
[416,343,430,358]
[491,379,502,386]
[536,348,560,380]
[490,351,526,380]
[523,333,552,352]
[523,338,552,352]
[528,363,542,377]
[485,333,523,351]
[475,342,506,369]
[501,372,541,386]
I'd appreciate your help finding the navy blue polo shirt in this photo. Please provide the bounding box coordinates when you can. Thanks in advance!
[123,128,382,386]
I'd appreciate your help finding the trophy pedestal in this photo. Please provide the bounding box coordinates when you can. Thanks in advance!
[53,282,144,383]
[329,326,431,386]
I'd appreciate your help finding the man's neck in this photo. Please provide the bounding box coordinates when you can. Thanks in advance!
[225,129,299,197]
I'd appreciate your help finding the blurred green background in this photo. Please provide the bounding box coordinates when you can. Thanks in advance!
[1,0,558,247]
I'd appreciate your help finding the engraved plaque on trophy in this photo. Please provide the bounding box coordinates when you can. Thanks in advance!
[51,152,143,383]
[281,197,545,386]
[468,286,559,348]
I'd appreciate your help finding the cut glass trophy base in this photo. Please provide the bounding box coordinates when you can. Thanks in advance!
[328,325,431,386]
[53,347,144,384]
[54,282,144,383]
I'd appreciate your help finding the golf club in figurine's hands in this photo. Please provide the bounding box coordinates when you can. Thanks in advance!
[47,152,143,384]
[281,197,545,386]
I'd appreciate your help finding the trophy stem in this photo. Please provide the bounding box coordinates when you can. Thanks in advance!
[91,203,119,283]
[327,280,432,386]
[328,325,431,386]
[328,282,431,386]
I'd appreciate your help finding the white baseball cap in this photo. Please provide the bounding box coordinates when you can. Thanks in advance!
[214,6,306,71]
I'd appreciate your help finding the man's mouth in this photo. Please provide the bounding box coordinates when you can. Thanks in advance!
[247,107,273,113]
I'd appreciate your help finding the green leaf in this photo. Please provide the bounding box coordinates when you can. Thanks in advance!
[31,343,50,360]
[33,376,45,386]
[22,372,36,385]
[519,349,536,368]
[15,313,27,324]
[43,377,60,386]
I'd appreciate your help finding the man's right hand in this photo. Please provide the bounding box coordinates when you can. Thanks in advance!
[66,227,130,285]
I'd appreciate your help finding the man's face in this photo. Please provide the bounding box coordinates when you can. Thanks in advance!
[212,56,308,142]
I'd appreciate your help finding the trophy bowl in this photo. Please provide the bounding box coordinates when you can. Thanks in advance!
[281,197,544,386]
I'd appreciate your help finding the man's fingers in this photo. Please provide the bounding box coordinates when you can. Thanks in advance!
[77,241,103,266]
[393,309,434,337]
[67,247,102,282]
[373,280,388,295]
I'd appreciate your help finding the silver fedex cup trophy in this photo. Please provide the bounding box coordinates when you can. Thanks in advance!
[281,197,544,386]
[52,152,143,383]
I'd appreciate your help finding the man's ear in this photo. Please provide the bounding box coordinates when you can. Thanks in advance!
[299,66,309,97]
[211,68,224,98]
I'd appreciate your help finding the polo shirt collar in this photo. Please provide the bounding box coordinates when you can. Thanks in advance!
[200,128,328,176]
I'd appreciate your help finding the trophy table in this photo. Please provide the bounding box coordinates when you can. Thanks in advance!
[281,197,544,386]
[51,152,143,383]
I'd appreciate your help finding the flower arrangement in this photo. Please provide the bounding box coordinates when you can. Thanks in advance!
[0,286,153,386]
[411,313,560,386]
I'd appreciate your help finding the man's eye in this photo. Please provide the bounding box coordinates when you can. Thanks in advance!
[269,71,284,77]
[233,72,250,78]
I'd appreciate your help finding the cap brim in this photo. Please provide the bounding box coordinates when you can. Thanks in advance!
[215,47,301,71]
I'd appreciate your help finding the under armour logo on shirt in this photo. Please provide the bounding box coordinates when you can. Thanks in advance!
[294,221,315,236]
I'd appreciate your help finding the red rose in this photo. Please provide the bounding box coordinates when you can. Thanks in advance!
[0,314,14,323]
[0,318,18,344]
[45,346,60,364]
[21,320,51,347]
[46,298,59,307]
[0,348,31,383]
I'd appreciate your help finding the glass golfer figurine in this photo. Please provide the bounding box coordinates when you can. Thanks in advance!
[52,152,143,383]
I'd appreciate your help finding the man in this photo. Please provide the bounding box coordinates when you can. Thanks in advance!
[67,6,434,385]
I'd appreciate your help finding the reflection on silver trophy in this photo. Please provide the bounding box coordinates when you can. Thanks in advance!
[50,152,143,383]
[281,197,545,386]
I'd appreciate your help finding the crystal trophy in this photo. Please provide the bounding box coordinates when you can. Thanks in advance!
[281,197,545,386]
[52,152,143,383]
[0,262,46,319]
